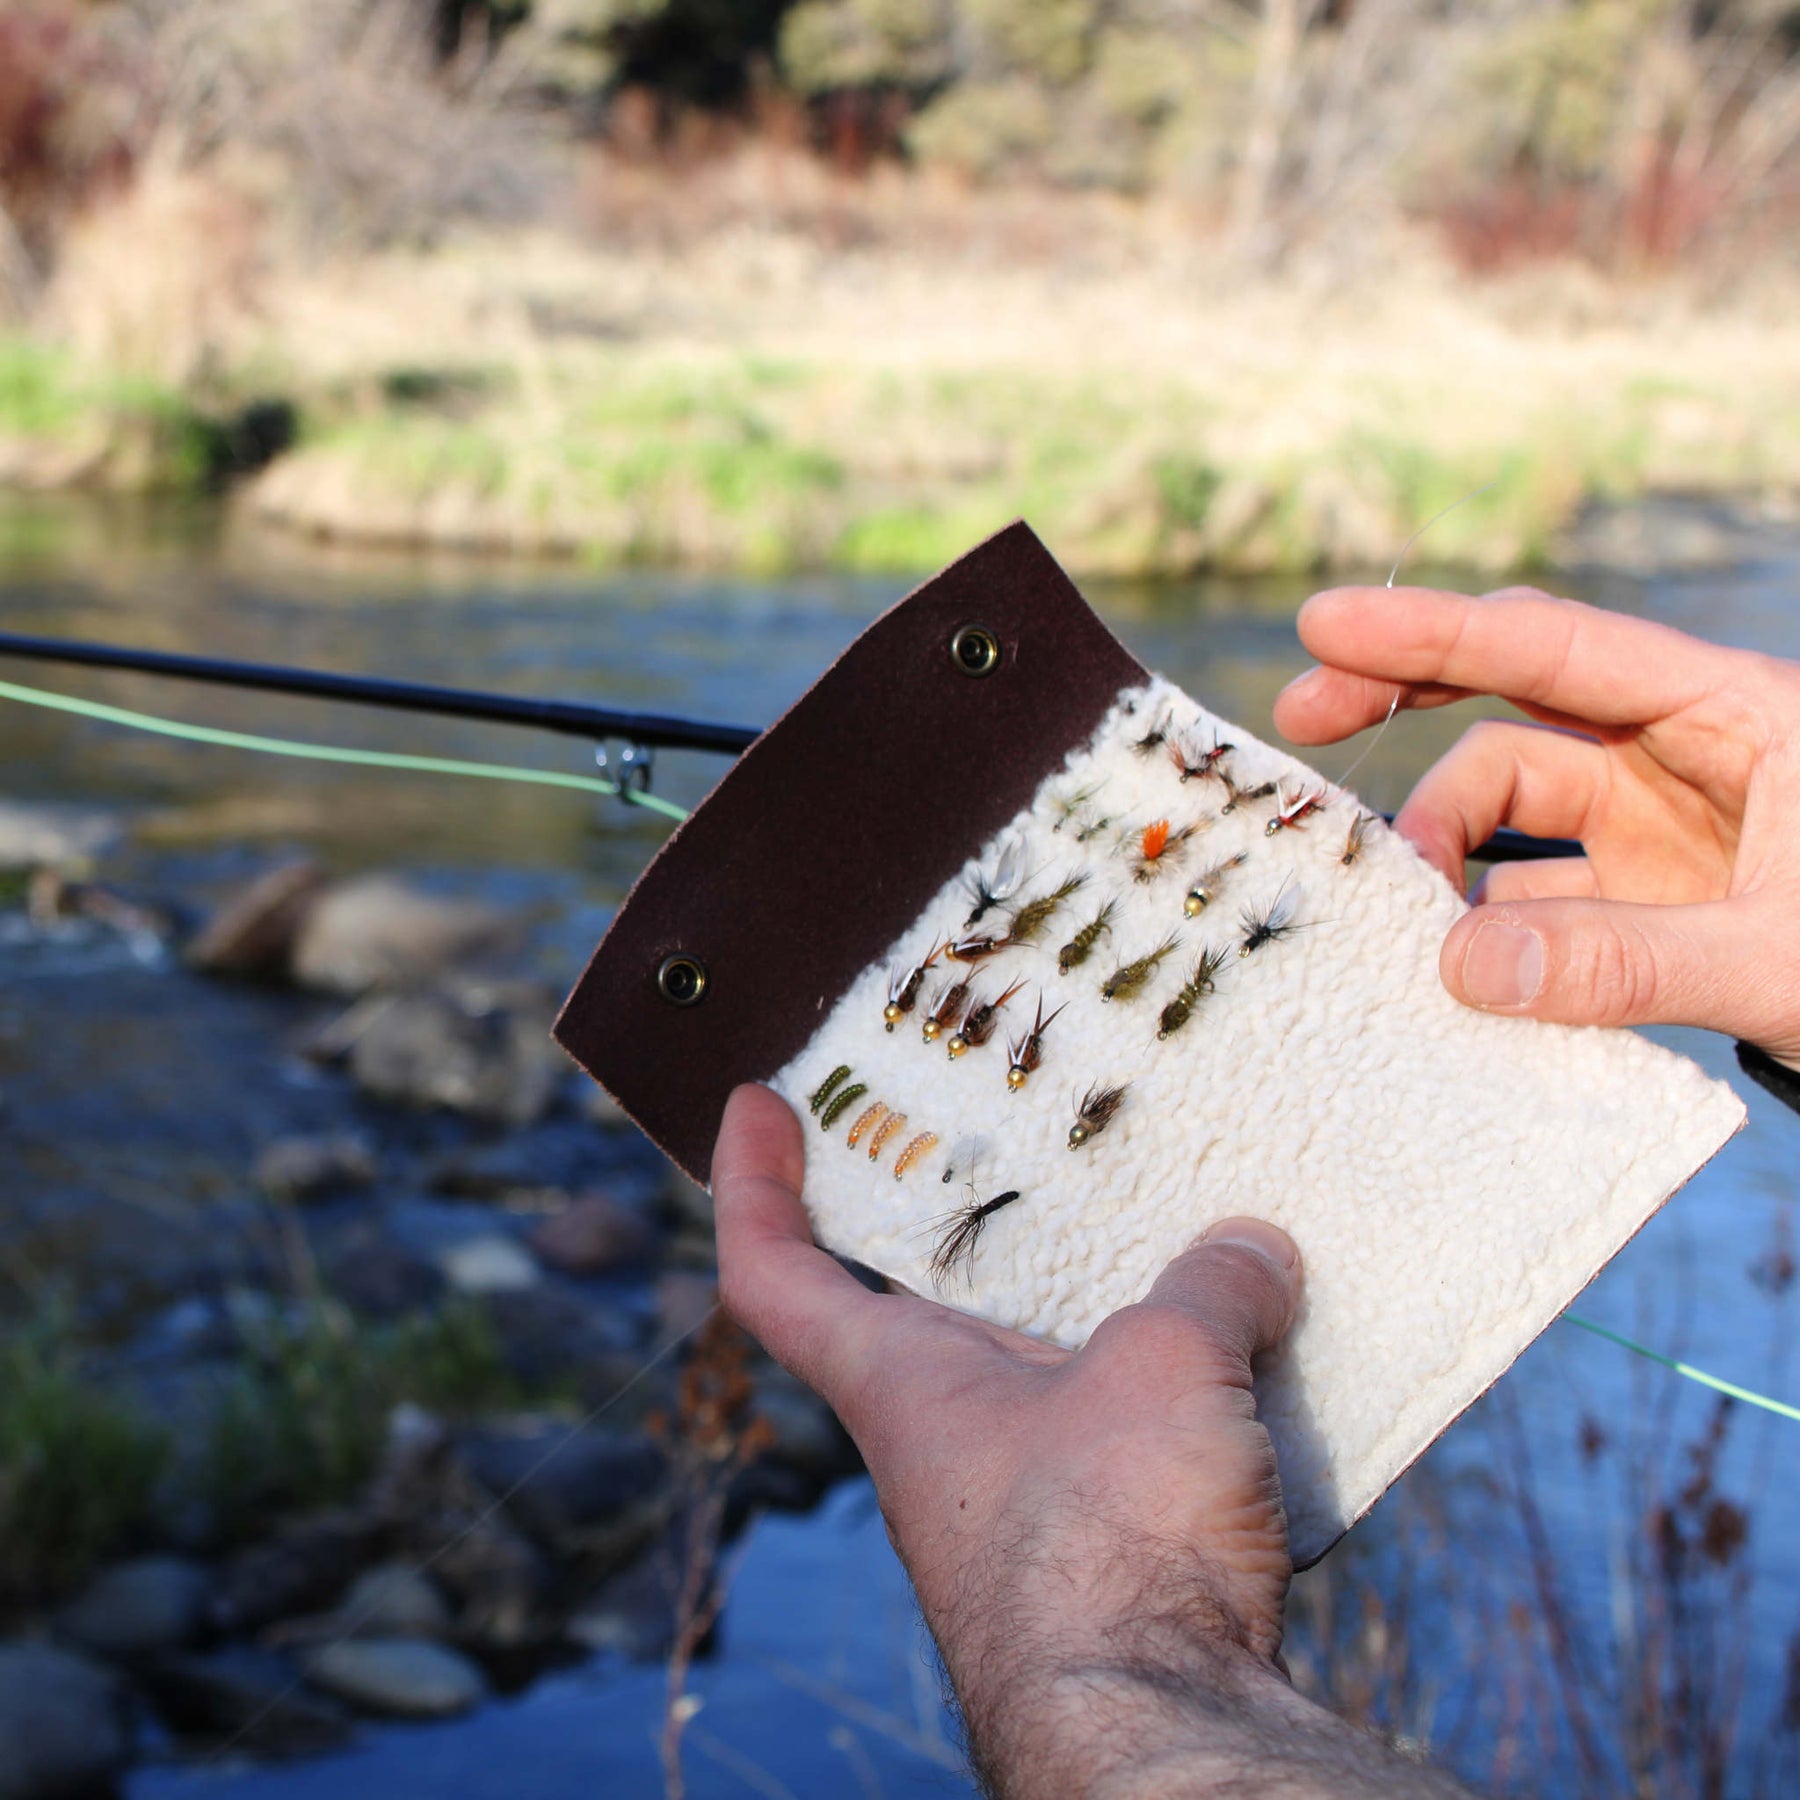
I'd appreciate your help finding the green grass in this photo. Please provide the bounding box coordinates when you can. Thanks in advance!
[0,1311,169,1603]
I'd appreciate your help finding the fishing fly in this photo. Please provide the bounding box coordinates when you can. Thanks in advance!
[1266,785,1330,837]
[925,1183,1023,1286]
[1239,879,1301,957]
[1131,818,1201,883]
[1340,811,1376,866]
[1158,946,1228,1040]
[819,1082,868,1131]
[939,1133,990,1185]
[1047,780,1103,833]
[1168,730,1233,784]
[892,1131,939,1181]
[868,1110,908,1161]
[962,837,1029,926]
[1003,873,1087,945]
[1102,931,1181,1002]
[1130,710,1172,757]
[1006,996,1067,1091]
[945,932,1010,964]
[883,939,945,1030]
[845,1100,888,1149]
[1183,852,1249,919]
[1074,811,1117,844]
[1057,899,1117,974]
[1219,775,1277,815]
[1068,1081,1130,1150]
[947,978,1027,1059]
[922,978,972,1043]
[808,1064,852,1114]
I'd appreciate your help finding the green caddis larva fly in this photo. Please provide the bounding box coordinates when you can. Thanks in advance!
[809,1064,852,1114]
[1101,931,1180,1002]
[1004,872,1087,945]
[1158,946,1228,1040]
[1058,899,1117,974]
[819,1082,868,1131]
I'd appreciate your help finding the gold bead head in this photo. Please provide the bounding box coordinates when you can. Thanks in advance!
[1068,1123,1090,1150]
[883,1003,903,1030]
[922,1019,941,1042]
[1006,1066,1028,1091]
[1183,890,1207,918]
[946,1035,969,1059]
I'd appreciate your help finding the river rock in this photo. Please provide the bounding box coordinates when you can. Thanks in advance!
[0,800,121,871]
[56,1555,211,1662]
[482,1286,644,1393]
[187,860,329,978]
[212,1516,370,1635]
[439,1233,540,1296]
[254,1132,376,1202]
[0,1644,130,1798]
[142,1646,351,1755]
[303,1638,485,1719]
[318,1230,444,1319]
[292,877,515,994]
[335,1564,452,1638]
[344,985,566,1125]
[528,1193,658,1276]
[456,1424,667,1545]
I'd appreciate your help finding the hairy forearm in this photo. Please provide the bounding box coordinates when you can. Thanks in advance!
[955,1638,1474,1800]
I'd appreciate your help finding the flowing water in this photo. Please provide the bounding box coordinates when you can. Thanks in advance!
[1,496,1796,1796]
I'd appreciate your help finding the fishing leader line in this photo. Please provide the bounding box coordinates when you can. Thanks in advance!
[0,675,695,822]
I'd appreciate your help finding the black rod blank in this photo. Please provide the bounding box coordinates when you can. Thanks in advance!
[0,627,1578,862]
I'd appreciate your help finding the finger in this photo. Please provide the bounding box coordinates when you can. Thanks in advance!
[1440,896,1800,1043]
[1294,586,1729,728]
[1393,719,1606,885]
[1273,665,1473,744]
[1471,856,1600,906]
[1135,1218,1302,1372]
[712,1084,885,1402]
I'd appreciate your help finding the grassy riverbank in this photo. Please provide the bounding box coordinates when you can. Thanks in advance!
[5,223,1799,578]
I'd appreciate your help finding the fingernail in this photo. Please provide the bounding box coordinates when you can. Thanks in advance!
[1459,921,1544,1007]
[1277,668,1325,702]
[1201,1217,1300,1272]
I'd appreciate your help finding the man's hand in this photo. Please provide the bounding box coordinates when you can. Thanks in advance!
[1275,585,1800,1069]
[714,1083,1471,1799]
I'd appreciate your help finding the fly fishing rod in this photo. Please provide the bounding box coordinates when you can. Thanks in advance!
[0,627,1576,862]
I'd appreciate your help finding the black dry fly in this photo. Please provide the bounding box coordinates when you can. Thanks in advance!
[1068,1081,1130,1150]
[1130,710,1173,757]
[1238,879,1302,957]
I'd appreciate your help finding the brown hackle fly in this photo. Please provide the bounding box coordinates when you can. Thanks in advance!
[1168,730,1234,784]
[1266,785,1330,838]
[1004,873,1087,945]
[1006,996,1068,1091]
[1219,775,1277,815]
[1068,1081,1130,1150]
[945,932,1010,964]
[1184,852,1249,918]
[961,837,1029,926]
[1057,900,1117,974]
[925,1185,1023,1286]
[922,978,972,1043]
[1102,931,1181,1002]
[1239,878,1301,957]
[1158,946,1228,1040]
[1130,709,1172,757]
[948,978,1027,1059]
[884,938,945,1031]
[845,1101,889,1149]
[808,1064,851,1114]
[1132,817,1202,883]
[1340,811,1376,866]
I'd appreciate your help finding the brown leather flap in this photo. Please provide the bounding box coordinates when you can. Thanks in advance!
[554,521,1148,1184]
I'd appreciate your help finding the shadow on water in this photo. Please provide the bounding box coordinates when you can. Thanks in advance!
[0,498,1794,1795]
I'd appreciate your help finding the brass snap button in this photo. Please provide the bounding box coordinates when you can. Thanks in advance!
[949,624,1002,678]
[655,954,708,1008]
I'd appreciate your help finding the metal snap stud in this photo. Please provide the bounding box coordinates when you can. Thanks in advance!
[949,623,1002,678]
[656,954,708,1008]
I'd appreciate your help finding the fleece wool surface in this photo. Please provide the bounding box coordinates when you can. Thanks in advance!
[767,676,1746,1564]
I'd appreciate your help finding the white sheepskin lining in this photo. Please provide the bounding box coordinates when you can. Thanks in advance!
[767,676,1745,1564]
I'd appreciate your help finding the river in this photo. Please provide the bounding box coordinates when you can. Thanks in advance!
[1,496,1796,1796]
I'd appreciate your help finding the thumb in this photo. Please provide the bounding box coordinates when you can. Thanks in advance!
[1441,896,1800,1046]
[1136,1218,1303,1372]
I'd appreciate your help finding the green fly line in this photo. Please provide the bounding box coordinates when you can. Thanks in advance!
[0,674,692,822]
[0,672,1794,1426]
